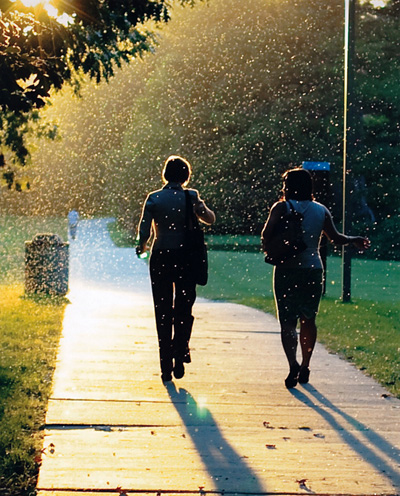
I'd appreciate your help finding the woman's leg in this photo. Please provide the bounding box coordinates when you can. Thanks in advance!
[280,319,298,366]
[281,319,301,388]
[173,277,196,362]
[150,252,174,379]
[299,316,317,368]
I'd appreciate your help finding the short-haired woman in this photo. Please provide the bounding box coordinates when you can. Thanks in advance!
[262,168,370,388]
[137,156,215,382]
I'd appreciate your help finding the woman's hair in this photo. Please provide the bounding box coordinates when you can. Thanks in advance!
[162,155,191,185]
[282,168,314,201]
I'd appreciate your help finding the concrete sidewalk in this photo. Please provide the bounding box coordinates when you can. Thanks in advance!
[37,219,400,495]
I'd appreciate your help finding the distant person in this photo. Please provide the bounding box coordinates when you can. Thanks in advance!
[261,168,370,388]
[68,209,79,240]
[136,155,216,382]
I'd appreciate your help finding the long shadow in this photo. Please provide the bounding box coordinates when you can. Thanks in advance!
[290,385,400,489]
[165,382,266,494]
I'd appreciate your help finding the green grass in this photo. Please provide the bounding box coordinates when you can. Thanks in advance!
[0,216,68,494]
[198,250,400,398]
[0,284,67,494]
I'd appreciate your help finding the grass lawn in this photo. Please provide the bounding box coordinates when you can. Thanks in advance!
[198,250,400,398]
[0,216,68,494]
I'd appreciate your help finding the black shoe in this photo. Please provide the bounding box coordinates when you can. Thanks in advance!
[298,366,310,384]
[183,350,191,363]
[161,371,172,382]
[173,359,185,379]
[285,361,300,389]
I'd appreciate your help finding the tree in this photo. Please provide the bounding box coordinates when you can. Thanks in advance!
[0,0,194,189]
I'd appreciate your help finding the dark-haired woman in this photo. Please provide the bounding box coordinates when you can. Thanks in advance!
[137,155,215,382]
[262,168,370,388]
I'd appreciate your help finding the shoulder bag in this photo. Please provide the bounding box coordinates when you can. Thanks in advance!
[184,190,208,285]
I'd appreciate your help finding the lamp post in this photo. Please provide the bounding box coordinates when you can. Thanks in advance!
[342,0,356,302]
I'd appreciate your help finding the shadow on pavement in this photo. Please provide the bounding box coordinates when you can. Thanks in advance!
[165,382,266,493]
[290,385,400,488]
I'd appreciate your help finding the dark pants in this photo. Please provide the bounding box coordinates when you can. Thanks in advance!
[150,249,196,375]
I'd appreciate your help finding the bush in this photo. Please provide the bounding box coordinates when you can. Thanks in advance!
[355,215,400,261]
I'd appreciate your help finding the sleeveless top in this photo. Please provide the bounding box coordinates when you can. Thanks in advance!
[279,200,327,269]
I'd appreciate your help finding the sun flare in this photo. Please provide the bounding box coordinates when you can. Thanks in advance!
[17,0,71,25]
[20,0,44,6]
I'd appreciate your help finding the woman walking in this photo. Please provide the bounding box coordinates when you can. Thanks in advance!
[262,168,370,388]
[137,156,216,382]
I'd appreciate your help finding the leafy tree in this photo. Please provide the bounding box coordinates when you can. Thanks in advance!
[0,0,195,189]
[5,0,398,243]
[354,2,400,222]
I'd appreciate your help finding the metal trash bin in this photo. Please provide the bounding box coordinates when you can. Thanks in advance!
[25,233,69,295]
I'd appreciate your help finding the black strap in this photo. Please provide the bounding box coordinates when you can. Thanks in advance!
[184,190,196,231]
[287,200,296,214]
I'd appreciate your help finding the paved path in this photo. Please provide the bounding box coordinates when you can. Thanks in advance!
[37,219,400,496]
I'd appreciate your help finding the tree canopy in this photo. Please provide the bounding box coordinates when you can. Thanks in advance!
[0,0,194,187]
[1,0,399,253]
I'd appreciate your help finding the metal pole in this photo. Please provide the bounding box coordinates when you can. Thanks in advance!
[342,0,356,302]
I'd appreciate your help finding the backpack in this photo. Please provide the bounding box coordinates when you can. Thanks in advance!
[263,201,307,265]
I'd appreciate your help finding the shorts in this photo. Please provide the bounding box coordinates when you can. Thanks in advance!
[273,268,323,324]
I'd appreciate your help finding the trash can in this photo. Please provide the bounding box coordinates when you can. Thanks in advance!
[25,233,69,295]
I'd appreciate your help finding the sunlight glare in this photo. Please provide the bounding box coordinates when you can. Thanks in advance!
[20,0,44,6]
[17,0,73,25]
[361,0,389,6]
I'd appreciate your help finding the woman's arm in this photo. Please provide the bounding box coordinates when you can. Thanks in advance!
[191,190,215,225]
[136,196,153,255]
[194,200,216,225]
[323,208,370,250]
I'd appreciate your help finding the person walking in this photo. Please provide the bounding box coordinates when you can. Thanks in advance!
[68,209,79,240]
[261,168,370,389]
[136,155,216,382]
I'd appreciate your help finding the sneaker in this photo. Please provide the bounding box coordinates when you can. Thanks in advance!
[285,361,300,389]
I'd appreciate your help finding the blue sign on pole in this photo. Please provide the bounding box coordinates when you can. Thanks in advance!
[302,161,330,171]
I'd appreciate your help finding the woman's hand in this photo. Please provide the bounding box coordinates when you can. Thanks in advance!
[136,243,147,258]
[350,236,371,251]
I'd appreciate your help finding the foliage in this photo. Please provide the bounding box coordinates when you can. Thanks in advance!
[0,0,196,188]
[113,0,346,233]
[0,283,66,494]
[353,2,400,223]
[360,214,400,261]
[2,0,399,239]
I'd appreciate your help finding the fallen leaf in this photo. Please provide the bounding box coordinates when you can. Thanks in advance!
[265,444,276,449]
